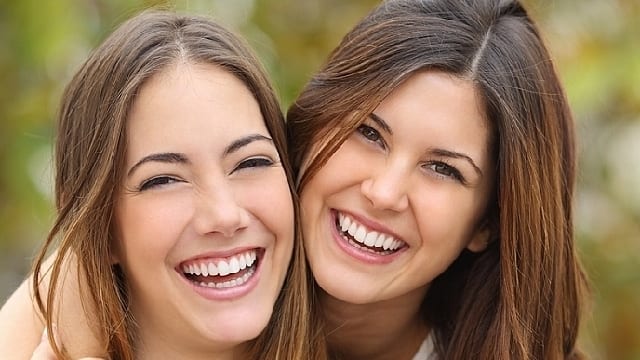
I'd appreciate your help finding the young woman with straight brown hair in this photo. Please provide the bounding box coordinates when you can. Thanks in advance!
[0,10,326,360]
[288,0,588,358]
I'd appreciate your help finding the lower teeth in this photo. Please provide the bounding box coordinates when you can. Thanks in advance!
[196,266,256,288]
[342,233,394,255]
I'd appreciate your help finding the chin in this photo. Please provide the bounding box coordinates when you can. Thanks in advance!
[315,273,372,305]
[201,305,274,344]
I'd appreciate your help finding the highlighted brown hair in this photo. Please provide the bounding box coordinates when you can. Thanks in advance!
[288,0,588,358]
[33,10,326,360]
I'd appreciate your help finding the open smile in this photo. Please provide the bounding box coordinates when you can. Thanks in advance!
[333,210,407,259]
[177,248,263,299]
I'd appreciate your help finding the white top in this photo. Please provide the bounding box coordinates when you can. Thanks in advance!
[411,333,436,360]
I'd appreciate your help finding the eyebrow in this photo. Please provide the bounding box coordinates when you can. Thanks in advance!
[126,134,273,178]
[223,134,273,156]
[431,148,483,177]
[369,113,393,135]
[127,152,188,177]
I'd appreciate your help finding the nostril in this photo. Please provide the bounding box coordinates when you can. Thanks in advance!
[360,176,408,212]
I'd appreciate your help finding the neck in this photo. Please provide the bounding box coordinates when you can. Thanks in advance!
[136,338,243,360]
[321,286,429,360]
[134,319,246,360]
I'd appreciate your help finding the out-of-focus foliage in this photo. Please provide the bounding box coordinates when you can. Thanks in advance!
[0,0,637,358]
[533,2,640,359]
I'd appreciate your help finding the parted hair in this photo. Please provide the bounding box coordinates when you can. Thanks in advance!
[287,0,588,359]
[32,10,326,360]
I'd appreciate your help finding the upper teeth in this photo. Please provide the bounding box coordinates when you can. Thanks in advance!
[182,250,257,277]
[338,213,404,251]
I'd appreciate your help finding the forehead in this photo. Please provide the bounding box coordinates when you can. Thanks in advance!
[377,70,488,130]
[374,70,490,153]
[125,62,268,159]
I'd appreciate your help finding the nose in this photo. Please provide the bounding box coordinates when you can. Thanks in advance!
[193,184,250,237]
[360,164,409,212]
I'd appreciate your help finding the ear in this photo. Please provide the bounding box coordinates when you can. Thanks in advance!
[466,226,491,253]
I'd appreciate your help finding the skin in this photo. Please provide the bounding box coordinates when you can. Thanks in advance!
[25,61,295,360]
[300,70,494,359]
[116,61,294,359]
[11,70,492,360]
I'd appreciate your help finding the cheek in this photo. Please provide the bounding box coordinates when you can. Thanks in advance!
[242,171,295,247]
[413,188,484,249]
[300,142,365,202]
[114,196,189,266]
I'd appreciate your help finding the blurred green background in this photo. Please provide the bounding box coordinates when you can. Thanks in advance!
[0,0,638,358]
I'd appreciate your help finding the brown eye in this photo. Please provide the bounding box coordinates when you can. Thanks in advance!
[356,124,388,151]
[358,125,380,141]
[425,161,465,182]
[357,124,381,142]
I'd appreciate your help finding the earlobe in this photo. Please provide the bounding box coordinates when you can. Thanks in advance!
[466,226,491,253]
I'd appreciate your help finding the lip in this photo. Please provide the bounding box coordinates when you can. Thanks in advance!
[179,247,260,263]
[177,247,264,301]
[329,209,406,264]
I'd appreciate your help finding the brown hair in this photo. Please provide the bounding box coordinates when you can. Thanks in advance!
[32,10,326,360]
[287,0,588,359]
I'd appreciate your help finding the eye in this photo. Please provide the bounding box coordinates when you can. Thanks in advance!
[138,176,180,191]
[424,161,465,183]
[233,157,275,173]
[356,124,385,148]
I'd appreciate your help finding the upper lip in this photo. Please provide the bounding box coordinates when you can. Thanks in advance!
[334,209,404,242]
[179,246,262,263]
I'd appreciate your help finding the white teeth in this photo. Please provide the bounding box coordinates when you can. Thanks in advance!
[354,225,367,243]
[217,260,230,276]
[229,257,240,273]
[364,231,378,247]
[196,267,256,289]
[182,250,258,277]
[374,233,385,247]
[337,212,405,252]
[383,236,394,250]
[347,222,358,237]
[208,262,218,276]
[341,214,351,232]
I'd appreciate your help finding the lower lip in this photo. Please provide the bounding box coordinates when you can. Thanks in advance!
[329,211,404,265]
[179,258,262,301]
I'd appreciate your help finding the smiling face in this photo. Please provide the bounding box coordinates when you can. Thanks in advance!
[300,70,494,305]
[113,62,293,358]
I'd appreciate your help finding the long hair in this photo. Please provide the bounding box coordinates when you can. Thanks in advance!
[32,10,326,360]
[287,0,588,359]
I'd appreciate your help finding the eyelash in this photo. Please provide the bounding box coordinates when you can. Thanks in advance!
[232,157,275,173]
[424,161,465,183]
[138,176,180,191]
[136,157,275,191]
